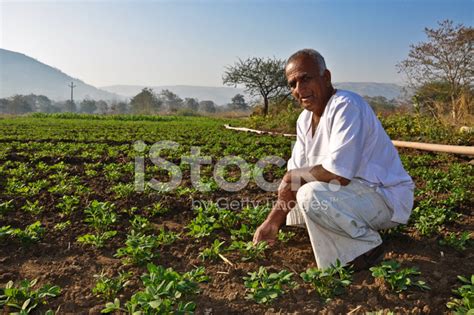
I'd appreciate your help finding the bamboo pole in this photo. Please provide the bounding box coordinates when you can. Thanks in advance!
[223,124,474,156]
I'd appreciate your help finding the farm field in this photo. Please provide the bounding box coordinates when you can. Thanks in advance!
[0,114,473,314]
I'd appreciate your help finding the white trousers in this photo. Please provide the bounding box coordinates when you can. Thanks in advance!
[286,180,398,269]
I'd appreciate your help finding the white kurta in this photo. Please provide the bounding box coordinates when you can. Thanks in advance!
[287,89,414,224]
[286,89,414,268]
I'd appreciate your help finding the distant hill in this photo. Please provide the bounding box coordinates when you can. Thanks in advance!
[334,82,407,100]
[0,48,122,101]
[0,48,407,105]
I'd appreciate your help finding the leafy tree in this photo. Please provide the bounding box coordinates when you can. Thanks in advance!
[223,57,289,116]
[80,99,97,113]
[160,89,183,112]
[110,101,128,114]
[63,100,77,112]
[35,95,54,113]
[199,100,216,113]
[398,20,473,121]
[0,98,7,113]
[96,100,108,114]
[6,95,33,114]
[183,98,199,111]
[130,88,162,114]
[229,94,249,111]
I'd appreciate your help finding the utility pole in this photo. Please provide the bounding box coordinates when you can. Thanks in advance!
[68,82,76,103]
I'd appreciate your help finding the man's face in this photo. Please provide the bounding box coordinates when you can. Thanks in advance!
[285,55,332,115]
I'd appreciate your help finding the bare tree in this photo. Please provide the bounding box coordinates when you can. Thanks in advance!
[397,20,473,121]
[223,57,289,116]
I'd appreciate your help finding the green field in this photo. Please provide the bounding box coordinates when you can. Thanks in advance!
[0,114,472,314]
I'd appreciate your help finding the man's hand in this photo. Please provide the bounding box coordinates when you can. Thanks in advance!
[253,219,280,245]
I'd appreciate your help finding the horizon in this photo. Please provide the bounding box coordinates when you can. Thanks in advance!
[1,0,473,88]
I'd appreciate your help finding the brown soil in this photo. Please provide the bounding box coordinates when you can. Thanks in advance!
[1,150,473,314]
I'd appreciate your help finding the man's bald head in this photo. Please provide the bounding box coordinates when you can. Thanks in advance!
[286,49,327,76]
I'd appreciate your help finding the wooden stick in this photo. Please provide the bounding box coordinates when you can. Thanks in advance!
[224,124,474,156]
[218,253,234,267]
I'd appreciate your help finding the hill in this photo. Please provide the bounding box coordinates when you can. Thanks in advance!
[0,48,122,101]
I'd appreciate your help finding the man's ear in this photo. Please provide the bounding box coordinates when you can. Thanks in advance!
[323,69,332,85]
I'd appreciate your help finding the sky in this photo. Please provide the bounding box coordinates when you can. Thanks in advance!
[0,0,473,87]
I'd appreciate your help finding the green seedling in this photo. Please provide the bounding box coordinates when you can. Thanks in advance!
[0,278,61,314]
[300,260,353,302]
[439,231,472,251]
[115,231,159,265]
[56,195,80,217]
[53,220,71,231]
[244,267,297,304]
[228,240,268,261]
[102,264,207,314]
[446,274,474,314]
[77,231,117,248]
[92,271,132,301]
[370,260,430,292]
[199,239,225,261]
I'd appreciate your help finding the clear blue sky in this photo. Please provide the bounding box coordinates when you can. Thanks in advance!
[1,0,472,87]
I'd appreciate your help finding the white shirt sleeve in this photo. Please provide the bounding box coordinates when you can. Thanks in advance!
[321,101,364,180]
[287,116,306,171]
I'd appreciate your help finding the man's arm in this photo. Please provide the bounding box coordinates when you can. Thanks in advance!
[252,165,349,244]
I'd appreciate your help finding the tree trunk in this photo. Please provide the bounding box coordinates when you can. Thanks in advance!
[263,96,269,116]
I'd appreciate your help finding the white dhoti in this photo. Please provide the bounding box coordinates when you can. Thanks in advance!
[286,180,398,269]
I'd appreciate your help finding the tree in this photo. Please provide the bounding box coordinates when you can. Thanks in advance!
[223,57,289,116]
[160,89,183,112]
[199,100,216,113]
[110,101,128,114]
[63,100,76,112]
[35,95,54,112]
[183,97,199,111]
[228,93,249,111]
[5,95,33,114]
[130,88,162,114]
[398,20,473,121]
[96,100,108,114]
[80,99,97,113]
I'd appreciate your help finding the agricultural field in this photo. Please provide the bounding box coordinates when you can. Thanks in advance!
[0,113,473,314]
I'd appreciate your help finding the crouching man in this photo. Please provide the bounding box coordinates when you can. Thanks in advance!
[253,49,414,270]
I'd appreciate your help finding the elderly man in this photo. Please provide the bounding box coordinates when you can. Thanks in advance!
[253,49,414,270]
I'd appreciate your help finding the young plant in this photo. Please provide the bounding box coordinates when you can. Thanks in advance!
[243,267,297,304]
[83,200,117,233]
[102,264,207,314]
[11,221,45,244]
[146,202,169,216]
[439,231,472,251]
[155,227,180,245]
[228,240,268,261]
[21,200,44,215]
[278,230,295,243]
[446,274,474,314]
[199,239,225,261]
[0,199,14,216]
[115,231,159,265]
[92,271,132,301]
[56,195,80,217]
[300,260,353,302]
[129,215,153,233]
[0,278,61,314]
[370,260,430,292]
[53,220,71,231]
[77,231,117,248]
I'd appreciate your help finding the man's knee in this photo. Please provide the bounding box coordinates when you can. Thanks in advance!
[296,181,329,213]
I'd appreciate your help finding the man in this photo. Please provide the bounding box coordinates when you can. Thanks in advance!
[253,49,414,270]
